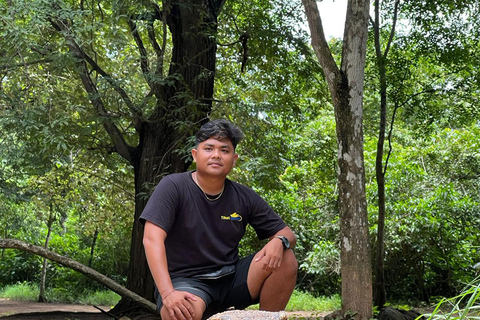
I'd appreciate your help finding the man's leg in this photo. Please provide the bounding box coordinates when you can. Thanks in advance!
[247,249,298,310]
[157,278,211,320]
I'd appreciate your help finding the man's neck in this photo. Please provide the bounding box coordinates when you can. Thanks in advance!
[193,171,225,195]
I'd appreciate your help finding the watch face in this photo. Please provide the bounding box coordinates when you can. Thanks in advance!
[282,237,290,249]
[277,236,289,250]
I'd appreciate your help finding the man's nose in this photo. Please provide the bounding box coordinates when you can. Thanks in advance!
[212,149,220,158]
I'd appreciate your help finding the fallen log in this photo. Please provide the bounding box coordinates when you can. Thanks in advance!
[0,238,157,314]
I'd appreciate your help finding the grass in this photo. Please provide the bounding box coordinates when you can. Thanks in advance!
[247,290,341,312]
[0,282,121,306]
[286,291,341,312]
[1,282,337,312]
[0,282,39,301]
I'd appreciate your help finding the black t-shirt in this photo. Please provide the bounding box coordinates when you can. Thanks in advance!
[139,171,286,278]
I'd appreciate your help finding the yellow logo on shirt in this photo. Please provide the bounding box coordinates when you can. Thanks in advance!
[221,212,243,221]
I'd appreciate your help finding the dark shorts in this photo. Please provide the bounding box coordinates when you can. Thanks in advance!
[155,254,258,319]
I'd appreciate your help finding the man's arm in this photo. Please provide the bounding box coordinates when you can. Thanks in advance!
[143,221,197,319]
[254,226,296,270]
[143,221,175,300]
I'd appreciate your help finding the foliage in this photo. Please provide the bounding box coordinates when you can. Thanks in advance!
[364,0,480,137]
[365,125,480,302]
[0,156,133,290]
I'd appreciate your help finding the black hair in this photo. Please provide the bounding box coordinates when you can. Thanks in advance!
[195,119,244,149]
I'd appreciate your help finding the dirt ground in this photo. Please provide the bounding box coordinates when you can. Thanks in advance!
[0,299,326,320]
[0,299,117,319]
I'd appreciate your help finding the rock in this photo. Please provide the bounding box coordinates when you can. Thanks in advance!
[207,310,288,320]
[378,307,425,320]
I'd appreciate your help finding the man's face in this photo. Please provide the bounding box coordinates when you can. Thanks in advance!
[192,138,238,178]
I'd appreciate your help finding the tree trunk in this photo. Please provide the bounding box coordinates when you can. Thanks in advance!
[0,238,157,314]
[121,122,193,310]
[302,0,372,319]
[373,51,387,311]
[372,0,400,308]
[335,72,372,320]
[38,209,54,302]
[88,229,98,268]
[115,0,226,310]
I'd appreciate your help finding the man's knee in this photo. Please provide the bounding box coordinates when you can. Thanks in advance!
[282,250,298,277]
[160,298,206,320]
[161,307,204,320]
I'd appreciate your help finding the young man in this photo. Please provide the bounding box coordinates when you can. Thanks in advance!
[140,119,297,320]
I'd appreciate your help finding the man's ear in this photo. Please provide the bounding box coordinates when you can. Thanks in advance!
[233,153,238,166]
[191,148,197,162]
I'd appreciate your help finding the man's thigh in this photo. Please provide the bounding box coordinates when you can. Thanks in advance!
[155,278,214,314]
[214,254,258,312]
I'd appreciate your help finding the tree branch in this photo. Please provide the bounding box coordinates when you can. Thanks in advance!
[209,0,227,17]
[383,0,400,59]
[384,88,436,173]
[146,1,165,77]
[49,18,142,163]
[50,18,143,121]
[301,0,340,90]
[147,20,164,75]
[0,239,157,314]
[129,1,167,102]
[373,0,382,60]
[127,18,151,81]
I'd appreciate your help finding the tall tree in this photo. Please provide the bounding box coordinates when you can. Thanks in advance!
[1,0,226,310]
[367,0,480,308]
[302,1,372,319]
[370,0,399,308]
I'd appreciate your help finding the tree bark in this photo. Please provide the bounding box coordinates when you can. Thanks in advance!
[302,0,372,319]
[0,238,157,314]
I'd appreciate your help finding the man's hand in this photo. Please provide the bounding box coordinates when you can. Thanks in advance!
[162,290,197,320]
[254,237,284,272]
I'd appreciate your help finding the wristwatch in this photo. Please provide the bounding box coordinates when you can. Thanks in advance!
[275,236,290,250]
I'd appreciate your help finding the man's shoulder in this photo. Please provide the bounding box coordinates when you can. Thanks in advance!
[154,172,192,193]
[162,171,191,183]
